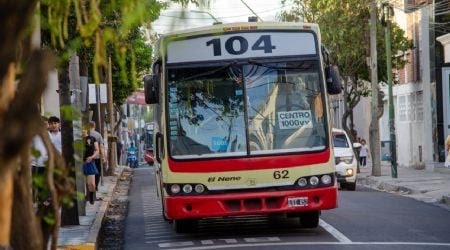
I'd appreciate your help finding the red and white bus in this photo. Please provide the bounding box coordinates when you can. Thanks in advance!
[143,122,155,165]
[145,20,342,233]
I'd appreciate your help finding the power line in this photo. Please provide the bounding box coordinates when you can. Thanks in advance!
[158,4,292,20]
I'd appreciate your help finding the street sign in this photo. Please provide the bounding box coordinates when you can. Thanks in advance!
[88,84,107,104]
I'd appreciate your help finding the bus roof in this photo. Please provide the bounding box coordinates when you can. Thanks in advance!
[160,21,320,39]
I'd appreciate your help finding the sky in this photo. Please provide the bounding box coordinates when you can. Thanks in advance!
[151,0,288,34]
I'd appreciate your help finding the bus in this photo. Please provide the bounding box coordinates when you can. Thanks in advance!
[143,123,155,165]
[144,20,342,233]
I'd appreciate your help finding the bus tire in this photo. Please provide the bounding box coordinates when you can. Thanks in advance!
[173,219,197,234]
[346,182,356,191]
[161,201,169,221]
[300,211,320,228]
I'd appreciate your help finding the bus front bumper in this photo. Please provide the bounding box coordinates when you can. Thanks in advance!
[164,186,337,220]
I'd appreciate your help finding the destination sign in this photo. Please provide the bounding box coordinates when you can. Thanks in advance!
[167,32,317,64]
[278,110,313,129]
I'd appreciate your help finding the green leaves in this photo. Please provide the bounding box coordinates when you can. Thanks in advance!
[281,0,413,85]
[40,0,209,106]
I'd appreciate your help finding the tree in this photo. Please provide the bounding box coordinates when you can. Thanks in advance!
[279,0,413,142]
[0,1,208,249]
[0,1,73,249]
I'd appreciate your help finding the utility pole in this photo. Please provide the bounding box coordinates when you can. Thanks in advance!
[370,0,381,176]
[69,54,86,216]
[382,3,398,178]
[95,82,103,185]
[107,57,117,174]
[59,57,80,226]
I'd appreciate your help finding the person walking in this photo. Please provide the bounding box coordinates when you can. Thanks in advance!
[117,140,123,165]
[89,121,107,192]
[359,139,369,168]
[47,116,62,153]
[82,128,99,204]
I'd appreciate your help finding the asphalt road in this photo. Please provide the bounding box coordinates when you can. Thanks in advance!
[124,166,450,250]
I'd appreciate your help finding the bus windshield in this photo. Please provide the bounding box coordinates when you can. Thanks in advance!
[167,60,327,159]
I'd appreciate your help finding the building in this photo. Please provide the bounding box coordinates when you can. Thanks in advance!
[349,0,450,170]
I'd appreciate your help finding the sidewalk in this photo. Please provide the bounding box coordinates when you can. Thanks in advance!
[57,165,125,250]
[357,162,450,208]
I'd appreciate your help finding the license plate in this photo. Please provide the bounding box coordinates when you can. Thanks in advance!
[288,197,308,207]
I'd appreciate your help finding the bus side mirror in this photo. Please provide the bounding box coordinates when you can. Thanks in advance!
[144,74,159,104]
[326,65,342,95]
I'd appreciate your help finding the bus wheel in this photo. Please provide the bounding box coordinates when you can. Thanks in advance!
[346,182,356,191]
[300,211,320,228]
[173,219,197,234]
[161,202,169,221]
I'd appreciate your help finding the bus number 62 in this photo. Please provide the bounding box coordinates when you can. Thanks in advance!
[273,170,289,179]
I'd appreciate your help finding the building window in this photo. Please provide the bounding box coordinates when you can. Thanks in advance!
[415,91,423,121]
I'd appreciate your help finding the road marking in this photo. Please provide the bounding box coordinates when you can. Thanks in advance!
[159,237,281,248]
[162,241,450,249]
[319,219,352,243]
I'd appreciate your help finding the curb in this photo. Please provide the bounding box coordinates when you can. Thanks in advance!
[357,176,418,194]
[357,175,450,208]
[58,167,124,250]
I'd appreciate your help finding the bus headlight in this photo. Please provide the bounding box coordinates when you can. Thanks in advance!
[183,184,193,194]
[321,174,332,185]
[297,178,308,187]
[309,176,319,186]
[194,184,205,193]
[166,183,208,195]
[171,184,181,194]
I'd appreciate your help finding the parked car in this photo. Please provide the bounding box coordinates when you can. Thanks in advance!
[332,128,361,191]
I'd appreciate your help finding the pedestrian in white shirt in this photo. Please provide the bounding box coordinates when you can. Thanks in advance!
[47,116,62,153]
[359,139,369,168]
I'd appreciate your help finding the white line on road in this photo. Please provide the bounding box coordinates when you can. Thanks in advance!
[162,241,450,250]
[318,219,352,243]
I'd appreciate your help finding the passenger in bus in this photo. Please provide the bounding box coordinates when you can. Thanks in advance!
[292,77,310,110]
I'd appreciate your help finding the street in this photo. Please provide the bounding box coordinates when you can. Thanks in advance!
[123,166,450,250]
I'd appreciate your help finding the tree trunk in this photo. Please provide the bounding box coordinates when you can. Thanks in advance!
[11,151,43,250]
[0,167,13,249]
[341,77,351,134]
[1,49,60,250]
[0,63,17,249]
[59,61,80,226]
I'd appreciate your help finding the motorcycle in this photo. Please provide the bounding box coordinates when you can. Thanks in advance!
[127,151,138,168]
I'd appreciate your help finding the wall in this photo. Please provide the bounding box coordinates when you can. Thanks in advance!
[391,83,425,168]
[43,70,60,118]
